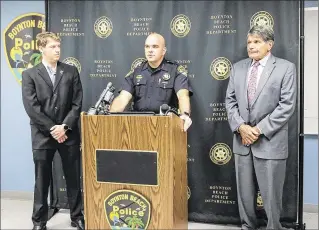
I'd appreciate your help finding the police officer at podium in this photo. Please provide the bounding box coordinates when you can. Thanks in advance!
[110,32,193,132]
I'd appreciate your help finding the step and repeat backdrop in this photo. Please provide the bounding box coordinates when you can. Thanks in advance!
[46,0,299,226]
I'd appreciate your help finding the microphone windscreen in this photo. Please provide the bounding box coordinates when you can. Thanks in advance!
[106,82,112,88]
[161,104,169,110]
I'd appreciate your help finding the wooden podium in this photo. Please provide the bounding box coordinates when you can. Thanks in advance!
[81,113,187,229]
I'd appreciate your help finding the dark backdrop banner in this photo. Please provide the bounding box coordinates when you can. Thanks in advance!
[47,0,299,226]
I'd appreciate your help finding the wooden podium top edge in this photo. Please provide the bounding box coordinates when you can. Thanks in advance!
[81,112,179,118]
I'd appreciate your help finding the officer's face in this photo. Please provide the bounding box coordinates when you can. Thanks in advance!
[144,35,166,64]
[247,34,273,61]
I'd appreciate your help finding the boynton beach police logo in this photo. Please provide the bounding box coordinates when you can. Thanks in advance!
[209,143,232,165]
[105,190,151,229]
[210,57,232,80]
[170,14,191,38]
[94,16,113,39]
[250,11,274,28]
[3,13,45,84]
[62,57,82,74]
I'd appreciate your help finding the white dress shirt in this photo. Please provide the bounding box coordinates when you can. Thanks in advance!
[42,60,57,84]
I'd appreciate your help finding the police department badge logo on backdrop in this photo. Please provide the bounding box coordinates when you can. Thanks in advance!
[94,16,113,39]
[209,143,232,165]
[170,14,191,38]
[62,57,82,73]
[3,13,45,84]
[210,57,232,80]
[250,11,274,28]
[104,190,151,229]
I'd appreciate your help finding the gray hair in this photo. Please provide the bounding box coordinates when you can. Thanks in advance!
[248,25,275,42]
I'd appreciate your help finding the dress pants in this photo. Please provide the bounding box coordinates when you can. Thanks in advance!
[32,145,83,226]
[235,151,286,230]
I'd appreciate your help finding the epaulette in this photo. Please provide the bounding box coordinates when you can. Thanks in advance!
[165,59,188,75]
[165,59,179,65]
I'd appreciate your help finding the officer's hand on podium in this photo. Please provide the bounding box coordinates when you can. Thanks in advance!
[180,114,192,132]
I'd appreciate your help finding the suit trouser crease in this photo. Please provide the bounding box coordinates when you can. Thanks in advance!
[32,145,83,225]
[235,152,286,230]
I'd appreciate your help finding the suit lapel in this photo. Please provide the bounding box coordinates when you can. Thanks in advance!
[251,55,276,107]
[53,61,64,92]
[37,63,53,89]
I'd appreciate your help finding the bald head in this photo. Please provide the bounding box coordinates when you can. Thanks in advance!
[145,33,166,47]
[144,33,167,68]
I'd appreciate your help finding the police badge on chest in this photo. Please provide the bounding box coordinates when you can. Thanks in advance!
[159,73,170,88]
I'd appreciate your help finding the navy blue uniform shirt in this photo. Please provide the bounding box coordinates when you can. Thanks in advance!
[120,59,193,113]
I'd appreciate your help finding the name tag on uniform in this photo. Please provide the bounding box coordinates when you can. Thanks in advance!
[136,74,143,84]
[162,81,168,88]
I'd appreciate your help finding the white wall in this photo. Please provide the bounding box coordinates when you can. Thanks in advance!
[304,7,318,134]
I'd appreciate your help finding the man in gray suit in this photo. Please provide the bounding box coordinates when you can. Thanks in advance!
[225,25,297,230]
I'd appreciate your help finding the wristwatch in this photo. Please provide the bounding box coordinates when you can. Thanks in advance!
[183,112,190,117]
[64,125,70,132]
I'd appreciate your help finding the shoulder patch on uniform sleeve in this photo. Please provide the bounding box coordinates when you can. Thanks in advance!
[131,59,147,71]
[177,65,188,76]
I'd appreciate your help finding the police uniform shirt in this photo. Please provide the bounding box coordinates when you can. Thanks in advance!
[120,59,193,113]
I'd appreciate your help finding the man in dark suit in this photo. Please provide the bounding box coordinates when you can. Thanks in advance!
[22,32,84,230]
[225,25,297,229]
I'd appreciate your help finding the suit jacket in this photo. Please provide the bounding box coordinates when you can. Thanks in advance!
[22,61,83,149]
[225,54,297,159]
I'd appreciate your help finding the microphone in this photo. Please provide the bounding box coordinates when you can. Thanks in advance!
[159,104,180,116]
[103,85,115,104]
[159,104,170,115]
[87,82,114,115]
[165,108,180,116]
[98,85,116,115]
[94,82,112,108]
